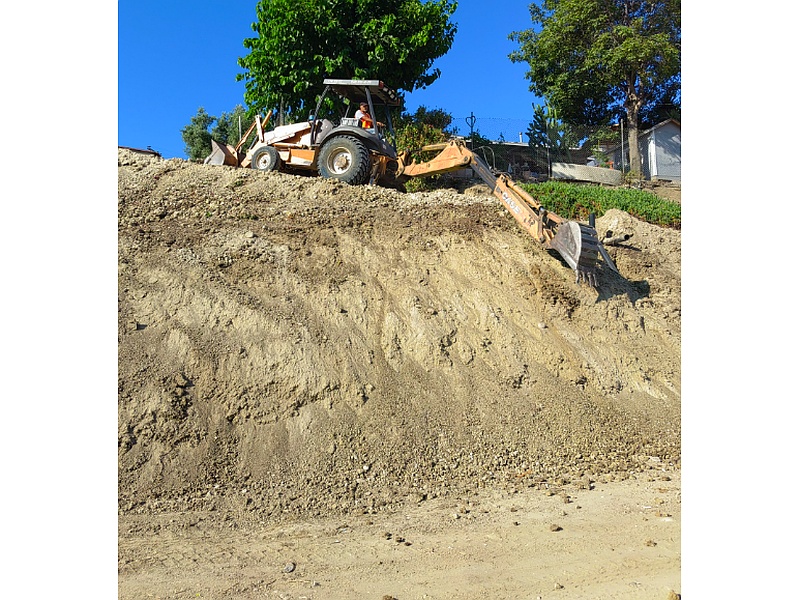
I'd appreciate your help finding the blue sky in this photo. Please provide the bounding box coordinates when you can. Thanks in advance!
[119,1,541,159]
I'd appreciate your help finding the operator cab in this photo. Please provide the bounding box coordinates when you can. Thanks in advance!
[310,79,402,150]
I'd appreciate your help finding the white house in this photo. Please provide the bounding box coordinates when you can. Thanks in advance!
[605,119,681,182]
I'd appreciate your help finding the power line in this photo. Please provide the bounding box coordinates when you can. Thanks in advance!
[451,116,532,142]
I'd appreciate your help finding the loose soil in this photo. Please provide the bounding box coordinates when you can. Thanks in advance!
[118,149,681,599]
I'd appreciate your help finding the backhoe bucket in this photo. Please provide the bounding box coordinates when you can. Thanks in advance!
[204,139,240,166]
[549,221,603,286]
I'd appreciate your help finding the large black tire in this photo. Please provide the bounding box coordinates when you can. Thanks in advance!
[251,145,281,172]
[317,135,371,185]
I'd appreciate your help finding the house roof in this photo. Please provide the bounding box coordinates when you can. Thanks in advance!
[640,118,680,137]
[119,145,162,157]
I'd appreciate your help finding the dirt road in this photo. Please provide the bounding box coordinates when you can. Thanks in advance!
[119,469,679,599]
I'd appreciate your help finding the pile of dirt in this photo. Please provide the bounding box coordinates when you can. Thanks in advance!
[118,149,680,524]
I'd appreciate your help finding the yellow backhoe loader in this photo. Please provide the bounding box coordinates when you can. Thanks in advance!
[205,79,619,286]
[205,79,402,186]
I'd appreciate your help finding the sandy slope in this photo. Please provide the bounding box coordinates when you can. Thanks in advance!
[118,149,681,598]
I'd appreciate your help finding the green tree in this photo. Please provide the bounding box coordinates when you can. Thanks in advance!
[180,107,215,161]
[237,0,458,119]
[211,104,251,147]
[398,105,456,134]
[509,0,680,178]
[526,103,580,151]
[638,88,680,129]
[394,105,454,191]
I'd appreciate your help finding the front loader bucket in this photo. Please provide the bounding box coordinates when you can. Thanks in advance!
[204,139,239,166]
[550,221,603,286]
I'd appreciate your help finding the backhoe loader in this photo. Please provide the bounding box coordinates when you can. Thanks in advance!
[204,79,619,286]
[205,79,401,186]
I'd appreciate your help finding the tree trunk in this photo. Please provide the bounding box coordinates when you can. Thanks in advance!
[624,96,643,179]
[626,114,641,178]
[624,75,643,179]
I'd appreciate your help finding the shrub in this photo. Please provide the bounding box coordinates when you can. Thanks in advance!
[518,181,680,228]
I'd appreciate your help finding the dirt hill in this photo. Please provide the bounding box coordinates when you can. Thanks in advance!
[117,148,681,599]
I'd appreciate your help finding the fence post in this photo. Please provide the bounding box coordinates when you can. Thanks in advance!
[466,112,476,149]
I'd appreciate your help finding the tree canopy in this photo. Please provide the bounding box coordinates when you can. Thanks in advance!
[180,107,215,161]
[509,0,680,176]
[397,105,456,134]
[237,0,458,119]
[526,103,582,151]
[180,105,252,161]
[211,105,250,148]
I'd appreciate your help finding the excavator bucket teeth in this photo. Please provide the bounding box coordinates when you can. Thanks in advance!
[550,221,602,286]
[204,139,239,166]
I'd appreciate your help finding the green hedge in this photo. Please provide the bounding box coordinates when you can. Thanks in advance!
[518,181,681,228]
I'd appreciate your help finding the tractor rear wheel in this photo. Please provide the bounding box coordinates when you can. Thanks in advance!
[251,145,281,172]
[318,136,371,185]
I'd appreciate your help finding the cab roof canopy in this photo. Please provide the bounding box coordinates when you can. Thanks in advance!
[322,79,402,107]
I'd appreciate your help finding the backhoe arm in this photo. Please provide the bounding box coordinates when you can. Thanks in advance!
[397,140,618,286]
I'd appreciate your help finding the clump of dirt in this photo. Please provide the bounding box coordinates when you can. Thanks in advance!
[118,149,680,523]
